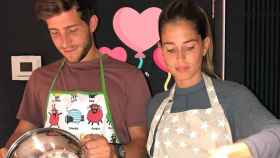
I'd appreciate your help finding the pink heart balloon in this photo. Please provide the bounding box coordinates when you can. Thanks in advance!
[153,47,168,72]
[99,47,127,62]
[113,7,161,58]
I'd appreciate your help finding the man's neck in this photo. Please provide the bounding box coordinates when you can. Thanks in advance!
[81,46,101,62]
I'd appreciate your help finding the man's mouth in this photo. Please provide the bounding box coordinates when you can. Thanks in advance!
[63,47,76,53]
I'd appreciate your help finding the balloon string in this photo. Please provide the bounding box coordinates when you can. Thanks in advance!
[164,72,171,91]
[137,58,144,69]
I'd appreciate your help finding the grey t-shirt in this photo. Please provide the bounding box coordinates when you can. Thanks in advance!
[147,78,280,158]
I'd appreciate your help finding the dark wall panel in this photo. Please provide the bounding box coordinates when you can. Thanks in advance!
[244,0,280,117]
[226,0,280,118]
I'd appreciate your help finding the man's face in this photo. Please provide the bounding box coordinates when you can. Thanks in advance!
[46,8,93,63]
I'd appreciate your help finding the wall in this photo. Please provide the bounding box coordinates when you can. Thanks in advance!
[225,0,280,118]
[0,0,61,145]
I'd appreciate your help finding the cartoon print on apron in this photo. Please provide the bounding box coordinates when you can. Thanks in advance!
[147,74,233,158]
[44,56,120,144]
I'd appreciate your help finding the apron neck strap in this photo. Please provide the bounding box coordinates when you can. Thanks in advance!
[47,56,107,94]
[168,84,176,99]
[99,55,108,96]
[202,73,221,107]
[44,59,65,121]
[99,55,122,144]
[166,73,220,112]
[44,56,121,143]
[98,55,113,123]
[49,59,66,93]
[44,56,109,121]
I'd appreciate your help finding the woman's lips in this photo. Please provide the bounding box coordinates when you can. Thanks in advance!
[175,66,190,72]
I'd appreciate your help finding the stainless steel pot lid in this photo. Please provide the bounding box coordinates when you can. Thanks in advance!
[6,128,83,158]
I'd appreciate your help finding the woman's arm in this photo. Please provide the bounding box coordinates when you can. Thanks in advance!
[224,83,280,158]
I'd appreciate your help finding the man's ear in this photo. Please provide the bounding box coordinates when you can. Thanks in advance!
[89,15,98,33]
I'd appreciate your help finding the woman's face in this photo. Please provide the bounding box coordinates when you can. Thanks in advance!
[160,20,210,88]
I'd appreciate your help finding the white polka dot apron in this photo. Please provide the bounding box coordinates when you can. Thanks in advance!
[147,74,233,158]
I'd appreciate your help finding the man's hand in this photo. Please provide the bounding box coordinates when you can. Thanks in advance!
[0,147,8,158]
[81,134,117,158]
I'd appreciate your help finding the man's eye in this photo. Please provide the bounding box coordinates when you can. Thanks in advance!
[186,46,194,50]
[69,28,78,33]
[50,31,58,36]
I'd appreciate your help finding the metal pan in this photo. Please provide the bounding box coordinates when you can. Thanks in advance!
[6,128,83,158]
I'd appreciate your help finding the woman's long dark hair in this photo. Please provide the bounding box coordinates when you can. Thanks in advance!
[159,0,216,78]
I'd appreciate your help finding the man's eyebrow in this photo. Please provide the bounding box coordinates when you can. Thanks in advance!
[64,24,80,29]
[48,24,80,31]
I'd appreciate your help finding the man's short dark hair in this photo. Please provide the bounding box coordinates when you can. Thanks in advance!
[34,0,94,23]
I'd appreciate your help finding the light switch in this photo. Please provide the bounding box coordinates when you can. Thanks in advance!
[11,56,41,81]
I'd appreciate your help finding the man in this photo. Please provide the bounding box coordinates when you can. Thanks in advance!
[0,0,150,157]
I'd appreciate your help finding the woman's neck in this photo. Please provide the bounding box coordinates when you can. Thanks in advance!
[176,73,202,88]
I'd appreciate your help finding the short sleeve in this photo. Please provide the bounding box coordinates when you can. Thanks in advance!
[16,71,44,127]
[125,70,151,126]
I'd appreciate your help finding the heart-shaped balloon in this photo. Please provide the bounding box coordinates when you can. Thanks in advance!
[113,7,161,58]
[99,47,127,62]
[153,47,168,72]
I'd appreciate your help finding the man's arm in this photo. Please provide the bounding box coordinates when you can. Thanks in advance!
[5,120,37,148]
[123,126,148,158]
[122,69,150,157]
[0,120,37,158]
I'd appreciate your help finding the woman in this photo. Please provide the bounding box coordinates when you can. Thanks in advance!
[146,0,280,158]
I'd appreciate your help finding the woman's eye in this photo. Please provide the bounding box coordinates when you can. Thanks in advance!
[165,46,176,53]
[182,44,195,52]
[167,49,176,53]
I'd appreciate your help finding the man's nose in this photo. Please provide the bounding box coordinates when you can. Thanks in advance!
[61,33,71,48]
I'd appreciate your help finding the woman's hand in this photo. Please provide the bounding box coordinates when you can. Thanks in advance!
[210,142,253,158]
